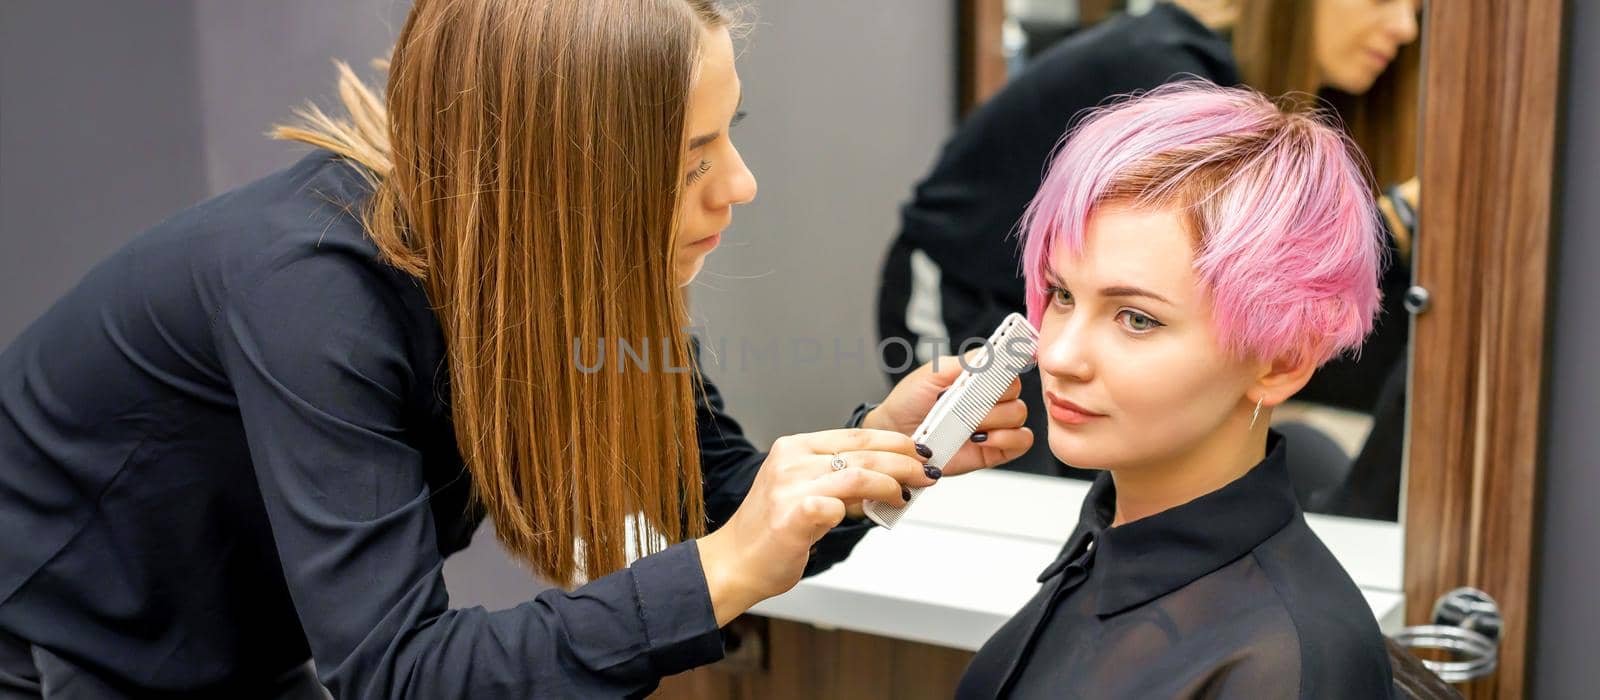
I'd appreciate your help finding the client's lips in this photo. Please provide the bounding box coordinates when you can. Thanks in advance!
[1045,391,1106,425]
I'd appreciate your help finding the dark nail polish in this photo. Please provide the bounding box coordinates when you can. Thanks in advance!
[915,443,933,458]
[924,464,943,480]
[900,486,912,502]
[971,432,989,443]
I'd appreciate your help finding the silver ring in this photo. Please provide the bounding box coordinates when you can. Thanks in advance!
[829,453,848,471]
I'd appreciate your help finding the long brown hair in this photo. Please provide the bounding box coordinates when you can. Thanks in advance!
[1228,0,1419,185]
[273,0,731,587]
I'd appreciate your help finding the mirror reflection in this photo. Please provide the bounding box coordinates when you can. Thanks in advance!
[878,0,1422,523]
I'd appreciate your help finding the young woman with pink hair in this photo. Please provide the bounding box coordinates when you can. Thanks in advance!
[956,83,1394,698]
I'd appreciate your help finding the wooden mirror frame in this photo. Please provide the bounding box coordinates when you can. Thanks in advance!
[1405,0,1563,697]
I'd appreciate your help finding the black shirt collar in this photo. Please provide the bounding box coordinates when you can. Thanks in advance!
[1038,431,1298,616]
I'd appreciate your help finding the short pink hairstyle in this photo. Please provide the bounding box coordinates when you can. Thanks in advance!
[1020,82,1386,368]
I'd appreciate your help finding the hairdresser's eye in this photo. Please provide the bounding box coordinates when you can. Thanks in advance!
[1045,285,1072,309]
[686,159,712,185]
[1117,309,1164,333]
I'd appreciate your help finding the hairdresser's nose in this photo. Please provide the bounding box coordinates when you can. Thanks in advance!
[714,144,758,209]
[1036,312,1095,385]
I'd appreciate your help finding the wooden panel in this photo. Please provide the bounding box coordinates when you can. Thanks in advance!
[834,628,896,698]
[1404,0,1564,697]
[653,617,974,699]
[957,0,1008,116]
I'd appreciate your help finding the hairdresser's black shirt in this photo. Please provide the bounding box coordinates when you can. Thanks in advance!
[0,150,872,698]
[955,433,1396,699]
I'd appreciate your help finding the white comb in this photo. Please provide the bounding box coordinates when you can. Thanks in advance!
[864,313,1039,529]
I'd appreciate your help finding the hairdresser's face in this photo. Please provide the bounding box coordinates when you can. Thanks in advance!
[1034,206,1257,472]
[1313,0,1420,94]
[675,26,758,286]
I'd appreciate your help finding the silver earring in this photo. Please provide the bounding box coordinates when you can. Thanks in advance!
[1249,396,1264,431]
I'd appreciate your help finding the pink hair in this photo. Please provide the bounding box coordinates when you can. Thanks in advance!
[1019,82,1387,368]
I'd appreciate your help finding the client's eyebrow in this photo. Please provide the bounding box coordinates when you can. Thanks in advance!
[1042,268,1169,305]
[1101,286,1172,305]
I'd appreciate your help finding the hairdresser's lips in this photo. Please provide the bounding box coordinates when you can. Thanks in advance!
[687,232,722,250]
[1045,391,1106,426]
[1365,48,1394,69]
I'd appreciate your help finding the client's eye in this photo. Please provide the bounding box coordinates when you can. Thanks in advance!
[1045,285,1072,308]
[1117,309,1164,333]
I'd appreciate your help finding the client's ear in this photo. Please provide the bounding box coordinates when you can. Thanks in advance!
[1251,352,1319,408]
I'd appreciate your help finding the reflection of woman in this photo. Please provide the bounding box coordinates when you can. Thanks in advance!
[878,0,1420,477]
[955,83,1393,699]
[0,1,1031,696]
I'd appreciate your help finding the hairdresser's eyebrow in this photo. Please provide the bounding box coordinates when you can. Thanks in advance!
[1100,285,1172,305]
[688,130,720,150]
[687,92,744,151]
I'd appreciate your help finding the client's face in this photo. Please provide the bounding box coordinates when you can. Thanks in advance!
[1035,205,1257,472]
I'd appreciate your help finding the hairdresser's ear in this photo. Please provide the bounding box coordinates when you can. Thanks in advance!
[1251,352,1319,409]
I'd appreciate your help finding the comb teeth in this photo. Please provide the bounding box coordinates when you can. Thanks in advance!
[865,314,1038,529]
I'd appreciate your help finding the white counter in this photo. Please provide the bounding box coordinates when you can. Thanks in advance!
[752,469,1405,652]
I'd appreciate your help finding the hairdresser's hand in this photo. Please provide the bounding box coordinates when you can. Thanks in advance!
[1393,176,1419,210]
[863,352,1033,476]
[696,428,931,626]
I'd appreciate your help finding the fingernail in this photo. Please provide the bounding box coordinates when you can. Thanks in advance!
[900,486,912,502]
[924,464,943,480]
[971,432,989,443]
[915,443,933,458]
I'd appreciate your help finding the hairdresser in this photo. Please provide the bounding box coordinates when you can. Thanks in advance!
[878,0,1421,478]
[0,1,1032,697]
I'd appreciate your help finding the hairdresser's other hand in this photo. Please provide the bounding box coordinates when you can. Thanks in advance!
[1395,176,1419,210]
[863,352,1033,476]
[696,428,930,626]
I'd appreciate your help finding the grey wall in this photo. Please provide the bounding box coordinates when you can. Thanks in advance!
[0,0,407,346]
[191,0,409,194]
[1532,0,1600,696]
[1,0,208,346]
